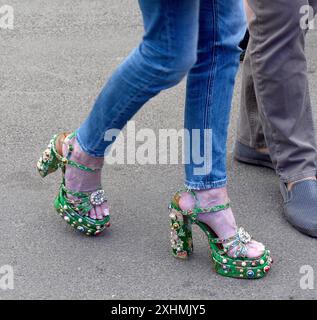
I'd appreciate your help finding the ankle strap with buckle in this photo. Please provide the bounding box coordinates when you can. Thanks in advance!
[170,188,231,220]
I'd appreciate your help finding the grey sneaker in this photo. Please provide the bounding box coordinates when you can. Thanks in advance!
[234,141,274,169]
[280,180,317,237]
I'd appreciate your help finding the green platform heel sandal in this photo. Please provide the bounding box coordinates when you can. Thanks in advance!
[37,132,110,236]
[169,190,273,279]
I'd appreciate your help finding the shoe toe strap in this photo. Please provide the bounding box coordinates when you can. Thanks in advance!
[212,227,252,258]
[61,185,107,216]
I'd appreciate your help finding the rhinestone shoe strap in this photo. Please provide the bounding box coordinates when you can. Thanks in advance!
[210,227,252,257]
[57,132,96,173]
[61,184,107,215]
[171,188,231,220]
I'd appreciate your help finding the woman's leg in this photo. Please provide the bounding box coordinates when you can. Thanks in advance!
[61,0,201,219]
[77,0,200,157]
[185,0,245,190]
[179,0,264,258]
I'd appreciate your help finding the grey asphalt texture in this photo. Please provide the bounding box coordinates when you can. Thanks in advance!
[1,0,317,300]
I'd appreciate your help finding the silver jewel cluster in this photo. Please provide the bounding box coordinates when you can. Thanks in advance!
[90,190,107,206]
[237,227,252,244]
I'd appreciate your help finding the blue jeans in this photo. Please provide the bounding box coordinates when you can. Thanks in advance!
[77,0,246,189]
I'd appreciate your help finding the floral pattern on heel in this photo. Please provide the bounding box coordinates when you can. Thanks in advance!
[169,206,193,259]
[37,134,62,178]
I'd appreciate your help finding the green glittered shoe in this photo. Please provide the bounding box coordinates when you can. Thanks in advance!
[169,189,273,279]
[37,132,110,236]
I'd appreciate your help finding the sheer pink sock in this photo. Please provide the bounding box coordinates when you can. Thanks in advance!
[62,135,109,220]
[178,188,264,259]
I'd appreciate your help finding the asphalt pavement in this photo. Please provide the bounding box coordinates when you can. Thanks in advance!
[0,0,317,299]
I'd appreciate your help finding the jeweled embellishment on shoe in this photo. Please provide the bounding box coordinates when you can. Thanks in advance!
[90,189,106,206]
[237,227,251,244]
[37,134,61,178]
[39,132,111,236]
[169,206,193,259]
[247,270,255,278]
[169,189,272,279]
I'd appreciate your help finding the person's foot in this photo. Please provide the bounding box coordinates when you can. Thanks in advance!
[280,178,317,237]
[287,177,316,191]
[178,188,265,259]
[55,133,109,220]
[234,141,274,169]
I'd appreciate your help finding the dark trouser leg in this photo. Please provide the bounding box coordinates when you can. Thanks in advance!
[237,46,266,150]
[237,0,317,183]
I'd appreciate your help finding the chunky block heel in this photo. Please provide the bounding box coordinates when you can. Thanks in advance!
[37,134,64,178]
[169,205,193,259]
[169,189,273,279]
